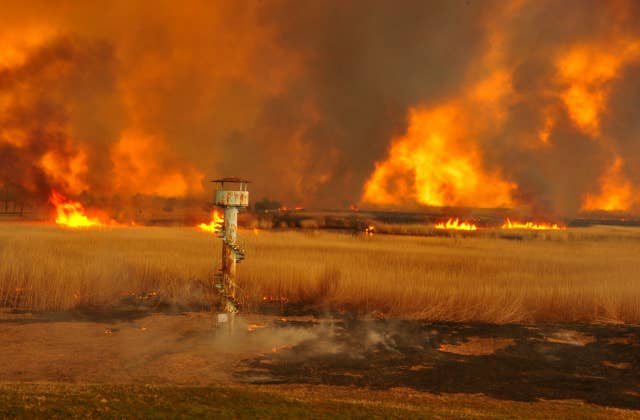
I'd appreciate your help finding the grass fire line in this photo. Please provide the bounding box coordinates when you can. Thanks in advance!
[49,190,105,228]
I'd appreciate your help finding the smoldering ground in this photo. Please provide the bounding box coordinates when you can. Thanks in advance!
[1,308,637,410]
[238,318,640,410]
[0,311,323,384]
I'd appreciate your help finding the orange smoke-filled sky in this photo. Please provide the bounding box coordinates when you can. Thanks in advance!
[1,0,640,216]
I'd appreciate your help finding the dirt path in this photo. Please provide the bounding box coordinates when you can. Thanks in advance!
[0,310,281,385]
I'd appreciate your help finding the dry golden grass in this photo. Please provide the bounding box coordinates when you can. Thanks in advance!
[1,222,640,323]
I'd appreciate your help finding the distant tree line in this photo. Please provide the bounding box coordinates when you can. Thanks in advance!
[253,197,281,212]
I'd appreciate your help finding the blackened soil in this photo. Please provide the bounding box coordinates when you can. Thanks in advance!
[237,320,640,410]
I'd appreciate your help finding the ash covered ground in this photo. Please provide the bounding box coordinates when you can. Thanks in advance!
[0,309,638,411]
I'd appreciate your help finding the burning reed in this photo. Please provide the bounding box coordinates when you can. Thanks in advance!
[0,223,639,323]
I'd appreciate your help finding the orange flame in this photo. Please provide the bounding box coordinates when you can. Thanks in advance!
[277,206,305,211]
[48,190,104,228]
[537,106,556,146]
[247,324,264,332]
[364,225,375,236]
[435,218,477,231]
[263,295,289,303]
[112,129,205,197]
[582,156,634,211]
[362,81,516,209]
[501,218,564,230]
[40,150,89,196]
[557,40,640,138]
[198,209,224,233]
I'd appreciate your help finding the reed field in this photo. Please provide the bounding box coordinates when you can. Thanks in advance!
[1,222,639,323]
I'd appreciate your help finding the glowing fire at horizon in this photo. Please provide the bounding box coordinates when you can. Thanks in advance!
[198,209,224,233]
[582,157,634,212]
[501,218,565,230]
[435,218,478,231]
[48,190,104,228]
[277,206,305,212]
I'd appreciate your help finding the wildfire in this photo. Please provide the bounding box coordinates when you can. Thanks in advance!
[247,324,264,332]
[362,83,516,209]
[435,218,477,231]
[557,41,640,212]
[277,206,305,211]
[263,295,289,303]
[198,209,224,233]
[49,190,104,228]
[501,218,564,230]
[582,156,634,211]
[364,225,375,236]
[5,3,640,217]
[537,106,556,146]
[557,39,640,138]
[112,129,205,197]
[40,150,89,195]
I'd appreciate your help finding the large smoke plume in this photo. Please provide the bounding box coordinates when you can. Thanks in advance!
[1,0,640,217]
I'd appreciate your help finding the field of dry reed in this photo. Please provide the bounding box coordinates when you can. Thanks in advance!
[1,222,639,323]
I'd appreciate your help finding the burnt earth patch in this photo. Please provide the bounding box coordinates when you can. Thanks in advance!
[237,320,640,410]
